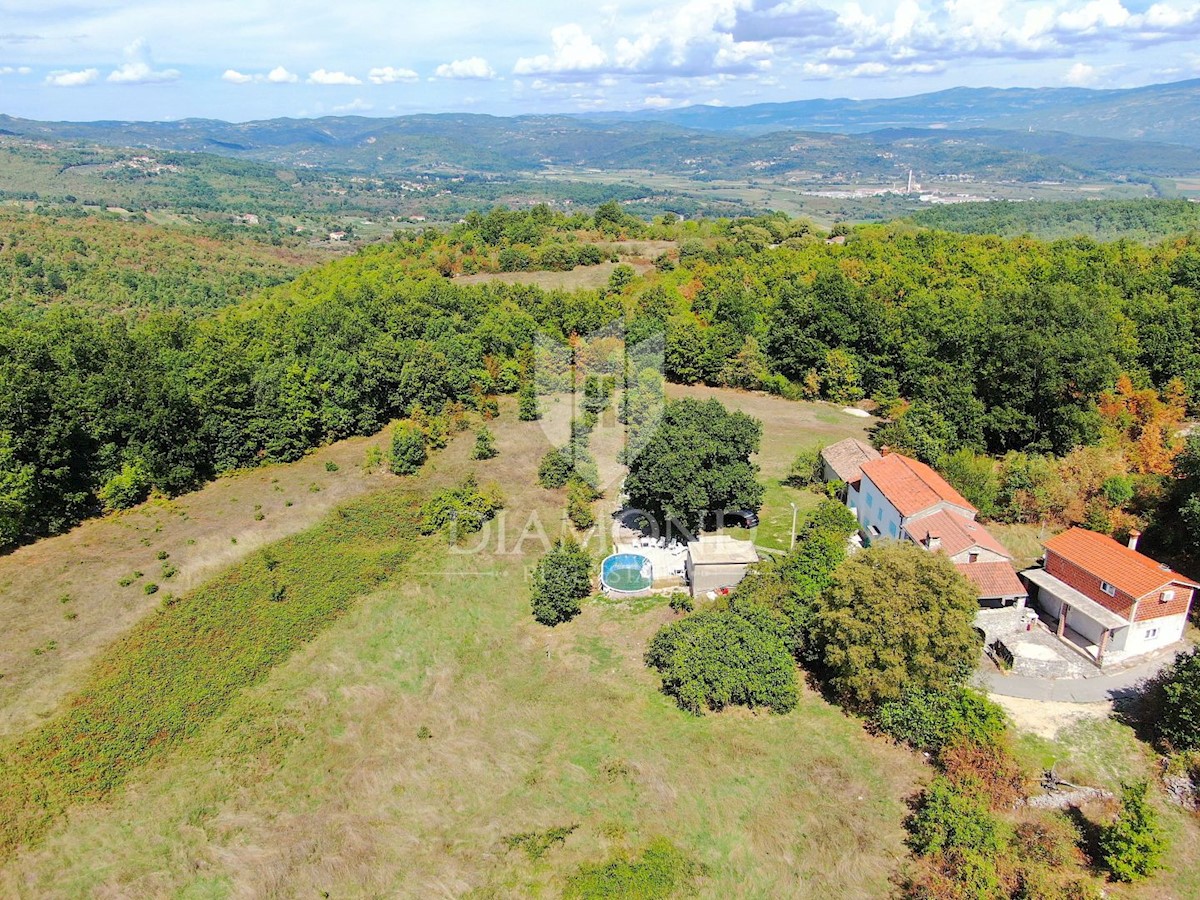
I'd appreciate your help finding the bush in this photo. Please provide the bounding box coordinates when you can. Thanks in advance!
[539,444,597,490]
[504,824,578,860]
[563,837,706,900]
[567,479,597,530]
[98,460,152,512]
[518,381,540,421]
[667,592,694,614]
[906,776,1003,858]
[783,446,823,488]
[1011,814,1084,869]
[939,738,1028,810]
[417,474,504,540]
[389,420,427,475]
[472,426,498,460]
[531,538,592,626]
[1151,646,1200,752]
[1098,780,1165,882]
[645,604,798,715]
[871,686,1008,753]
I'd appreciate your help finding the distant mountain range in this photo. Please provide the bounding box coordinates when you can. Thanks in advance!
[1,78,1198,185]
[588,78,1200,147]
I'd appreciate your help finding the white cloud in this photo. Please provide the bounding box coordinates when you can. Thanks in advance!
[0,66,32,76]
[107,38,179,85]
[45,68,98,87]
[514,24,608,75]
[221,66,299,85]
[107,61,180,84]
[434,56,496,79]
[333,97,374,112]
[368,65,418,84]
[267,66,298,84]
[308,68,362,85]
[1065,61,1098,85]
[644,94,674,107]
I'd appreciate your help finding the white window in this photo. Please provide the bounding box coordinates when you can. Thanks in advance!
[1145,627,1159,640]
[1100,581,1116,597]
[1160,590,1175,603]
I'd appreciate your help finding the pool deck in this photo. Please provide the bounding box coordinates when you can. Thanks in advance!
[613,541,687,588]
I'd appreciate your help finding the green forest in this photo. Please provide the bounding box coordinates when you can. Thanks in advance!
[910,198,1200,242]
[5,202,1200,563]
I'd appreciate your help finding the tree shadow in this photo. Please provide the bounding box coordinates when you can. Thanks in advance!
[1062,804,1107,876]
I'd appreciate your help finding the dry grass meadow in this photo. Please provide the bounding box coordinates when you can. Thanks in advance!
[0,433,394,738]
[1,386,1195,897]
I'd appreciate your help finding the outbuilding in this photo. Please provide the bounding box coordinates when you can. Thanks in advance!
[685,535,759,597]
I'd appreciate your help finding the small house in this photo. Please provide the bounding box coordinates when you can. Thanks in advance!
[1023,528,1197,665]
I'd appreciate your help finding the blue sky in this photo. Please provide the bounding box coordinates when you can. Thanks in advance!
[1,0,1199,121]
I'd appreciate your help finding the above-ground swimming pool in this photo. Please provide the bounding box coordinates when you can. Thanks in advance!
[601,553,653,593]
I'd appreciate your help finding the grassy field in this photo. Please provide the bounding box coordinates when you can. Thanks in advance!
[455,260,654,291]
[1,386,1194,897]
[0,388,922,897]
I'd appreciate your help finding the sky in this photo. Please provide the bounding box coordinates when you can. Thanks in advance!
[1,0,1199,121]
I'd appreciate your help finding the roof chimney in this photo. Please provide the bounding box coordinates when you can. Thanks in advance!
[1127,529,1141,551]
[880,445,891,456]
[924,531,941,552]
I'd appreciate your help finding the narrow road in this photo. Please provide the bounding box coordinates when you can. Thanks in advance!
[973,649,1181,703]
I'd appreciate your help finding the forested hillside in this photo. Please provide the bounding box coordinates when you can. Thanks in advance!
[910,199,1200,242]
[5,205,1200,562]
[0,210,323,311]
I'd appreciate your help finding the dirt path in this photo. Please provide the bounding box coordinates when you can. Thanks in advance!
[0,432,391,736]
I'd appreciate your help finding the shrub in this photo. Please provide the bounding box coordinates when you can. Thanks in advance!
[1151,646,1200,752]
[325,460,339,472]
[563,837,706,900]
[1098,780,1165,882]
[389,420,427,475]
[645,604,797,715]
[939,738,1028,810]
[567,480,597,530]
[518,380,540,421]
[144,583,159,595]
[871,686,1008,753]
[472,426,498,460]
[783,446,823,488]
[503,824,578,860]
[906,776,1003,858]
[531,538,592,626]
[1011,814,1084,869]
[418,475,504,540]
[98,460,152,512]
[539,444,597,489]
[667,592,694,614]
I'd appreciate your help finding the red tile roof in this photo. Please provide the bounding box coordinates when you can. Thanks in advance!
[956,561,1027,600]
[859,453,976,518]
[1042,528,1200,599]
[820,438,881,485]
[906,509,1012,560]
